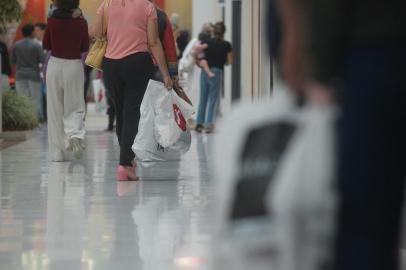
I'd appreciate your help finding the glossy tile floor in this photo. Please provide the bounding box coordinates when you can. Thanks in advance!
[0,113,214,270]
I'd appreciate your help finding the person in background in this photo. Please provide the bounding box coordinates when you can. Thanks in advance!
[91,0,172,181]
[179,23,213,108]
[43,0,89,162]
[0,34,11,93]
[48,0,82,18]
[34,22,48,122]
[0,40,11,78]
[276,0,406,270]
[192,32,215,78]
[104,73,115,132]
[170,13,181,41]
[40,0,83,124]
[12,24,45,121]
[195,22,232,134]
[176,30,190,59]
[149,0,178,83]
[34,23,47,45]
[81,50,92,111]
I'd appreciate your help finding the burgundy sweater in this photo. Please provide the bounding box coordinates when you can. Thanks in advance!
[43,17,89,59]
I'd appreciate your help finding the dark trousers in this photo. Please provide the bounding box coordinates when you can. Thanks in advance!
[152,66,163,82]
[83,65,93,103]
[102,53,153,166]
[336,43,406,270]
[107,96,115,129]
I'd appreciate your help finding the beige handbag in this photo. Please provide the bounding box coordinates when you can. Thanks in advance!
[85,0,111,70]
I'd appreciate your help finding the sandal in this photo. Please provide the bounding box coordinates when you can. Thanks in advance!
[116,165,139,181]
[195,124,204,133]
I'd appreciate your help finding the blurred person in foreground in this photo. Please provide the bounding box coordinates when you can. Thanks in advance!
[276,0,406,270]
[91,0,172,181]
[12,24,45,121]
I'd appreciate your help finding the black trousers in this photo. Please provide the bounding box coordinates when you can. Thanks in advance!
[102,53,153,166]
[107,96,115,129]
[336,43,406,270]
[83,65,93,103]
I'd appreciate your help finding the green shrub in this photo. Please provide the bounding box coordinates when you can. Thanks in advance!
[2,90,39,131]
[0,0,22,32]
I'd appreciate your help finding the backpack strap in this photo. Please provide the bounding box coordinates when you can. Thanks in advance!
[156,9,167,49]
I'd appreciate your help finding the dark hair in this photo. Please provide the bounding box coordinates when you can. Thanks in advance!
[198,32,210,43]
[214,22,226,40]
[35,23,47,30]
[22,24,34,37]
[177,30,190,56]
[56,0,79,11]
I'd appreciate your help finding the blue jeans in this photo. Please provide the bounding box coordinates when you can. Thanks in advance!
[196,67,222,125]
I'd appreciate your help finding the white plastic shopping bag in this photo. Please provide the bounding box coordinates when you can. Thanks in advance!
[212,84,337,270]
[132,80,194,162]
[92,79,107,114]
[267,103,337,270]
[154,86,194,148]
[212,85,297,270]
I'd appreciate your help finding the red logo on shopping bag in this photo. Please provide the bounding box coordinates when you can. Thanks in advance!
[173,104,187,131]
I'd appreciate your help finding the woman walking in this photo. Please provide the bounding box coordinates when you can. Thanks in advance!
[195,22,232,134]
[43,0,89,162]
[91,0,172,181]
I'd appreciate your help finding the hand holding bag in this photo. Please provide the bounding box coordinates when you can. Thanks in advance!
[85,0,110,70]
[132,80,194,161]
[173,84,193,106]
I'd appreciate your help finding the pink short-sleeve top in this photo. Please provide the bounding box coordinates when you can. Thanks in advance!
[97,0,157,59]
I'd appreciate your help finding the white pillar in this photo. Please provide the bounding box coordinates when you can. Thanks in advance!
[222,0,234,114]
[192,0,222,38]
[240,0,272,101]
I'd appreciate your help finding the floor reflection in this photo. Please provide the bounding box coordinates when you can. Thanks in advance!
[0,128,213,270]
[47,163,85,269]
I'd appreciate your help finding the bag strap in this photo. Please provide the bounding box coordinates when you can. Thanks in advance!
[157,9,167,48]
[102,0,111,37]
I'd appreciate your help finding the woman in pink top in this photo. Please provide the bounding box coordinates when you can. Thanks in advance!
[90,0,172,181]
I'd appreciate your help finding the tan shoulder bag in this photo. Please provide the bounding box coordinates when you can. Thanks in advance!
[85,0,111,70]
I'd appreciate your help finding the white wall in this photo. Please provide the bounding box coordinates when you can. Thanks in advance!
[241,0,272,101]
[240,0,253,102]
[192,0,222,38]
[259,0,272,99]
[192,0,272,116]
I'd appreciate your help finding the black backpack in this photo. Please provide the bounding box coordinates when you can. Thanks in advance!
[157,9,167,50]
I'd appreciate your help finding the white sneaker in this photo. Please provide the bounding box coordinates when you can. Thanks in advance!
[68,138,84,159]
[52,150,66,162]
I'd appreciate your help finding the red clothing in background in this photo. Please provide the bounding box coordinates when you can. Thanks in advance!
[162,13,178,76]
[156,8,178,77]
[43,18,89,59]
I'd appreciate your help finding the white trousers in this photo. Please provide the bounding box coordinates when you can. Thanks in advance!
[46,57,85,154]
[16,79,42,119]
